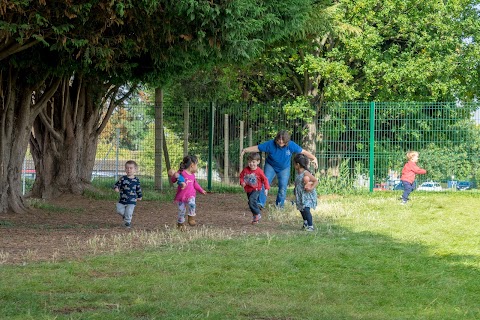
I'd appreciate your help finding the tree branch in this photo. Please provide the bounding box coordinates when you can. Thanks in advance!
[0,38,39,61]
[38,107,64,143]
[97,83,139,135]
[31,78,61,116]
[72,75,82,128]
[299,49,310,96]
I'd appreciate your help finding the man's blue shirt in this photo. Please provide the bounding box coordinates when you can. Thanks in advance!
[258,140,302,172]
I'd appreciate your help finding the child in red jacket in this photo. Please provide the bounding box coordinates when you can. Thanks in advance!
[240,153,270,224]
[400,151,427,204]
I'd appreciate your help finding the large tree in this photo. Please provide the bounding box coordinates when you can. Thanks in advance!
[1,0,314,212]
[1,0,145,212]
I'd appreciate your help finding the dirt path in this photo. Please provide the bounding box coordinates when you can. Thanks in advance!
[0,193,283,265]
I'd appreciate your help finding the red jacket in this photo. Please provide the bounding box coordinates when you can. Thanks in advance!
[239,167,270,193]
[401,161,427,184]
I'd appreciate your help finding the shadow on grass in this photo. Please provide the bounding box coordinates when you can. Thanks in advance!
[0,225,479,319]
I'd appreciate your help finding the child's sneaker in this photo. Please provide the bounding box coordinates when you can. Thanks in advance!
[252,214,261,224]
[400,200,407,205]
[123,222,131,228]
[301,220,308,230]
[305,225,315,232]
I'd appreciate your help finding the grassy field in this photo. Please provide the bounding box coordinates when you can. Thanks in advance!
[1,191,479,319]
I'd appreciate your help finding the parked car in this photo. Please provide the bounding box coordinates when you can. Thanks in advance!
[21,169,36,179]
[374,183,388,191]
[91,170,117,181]
[456,181,474,191]
[417,181,442,192]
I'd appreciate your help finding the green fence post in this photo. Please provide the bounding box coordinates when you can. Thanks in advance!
[208,102,214,191]
[369,101,375,192]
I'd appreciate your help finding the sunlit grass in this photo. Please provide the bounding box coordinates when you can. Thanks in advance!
[1,192,480,319]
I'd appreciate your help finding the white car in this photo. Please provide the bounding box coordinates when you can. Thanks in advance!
[417,182,443,191]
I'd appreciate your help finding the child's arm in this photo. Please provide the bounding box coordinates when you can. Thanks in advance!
[412,163,427,174]
[194,179,207,194]
[239,169,246,187]
[137,181,143,201]
[303,171,318,192]
[260,170,270,195]
[113,178,121,192]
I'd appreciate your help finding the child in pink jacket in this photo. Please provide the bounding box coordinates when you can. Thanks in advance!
[170,155,206,229]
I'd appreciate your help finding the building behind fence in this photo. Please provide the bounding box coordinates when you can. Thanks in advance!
[22,101,480,193]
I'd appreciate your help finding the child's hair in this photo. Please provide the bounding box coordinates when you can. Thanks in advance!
[274,130,291,145]
[179,155,198,171]
[125,160,138,169]
[247,152,261,162]
[406,151,419,160]
[293,154,310,171]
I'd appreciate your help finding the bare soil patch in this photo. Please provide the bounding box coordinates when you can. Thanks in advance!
[0,193,283,265]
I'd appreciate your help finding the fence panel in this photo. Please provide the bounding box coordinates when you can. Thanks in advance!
[21,101,480,193]
[318,101,480,191]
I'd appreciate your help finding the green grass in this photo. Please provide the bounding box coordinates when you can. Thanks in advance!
[1,192,479,319]
[27,199,85,213]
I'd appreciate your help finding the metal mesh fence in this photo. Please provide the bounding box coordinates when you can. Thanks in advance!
[22,101,480,193]
[318,102,480,191]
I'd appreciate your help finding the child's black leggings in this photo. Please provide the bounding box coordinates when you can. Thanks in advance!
[300,207,313,227]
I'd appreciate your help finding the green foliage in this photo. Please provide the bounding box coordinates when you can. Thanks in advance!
[317,158,357,194]
[421,137,480,182]
[139,124,185,176]
[283,96,316,122]
[3,0,315,90]
[202,0,480,105]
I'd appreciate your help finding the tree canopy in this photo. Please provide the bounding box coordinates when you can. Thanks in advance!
[166,0,480,104]
[0,0,315,213]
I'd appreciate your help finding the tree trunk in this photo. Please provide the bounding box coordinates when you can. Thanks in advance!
[30,76,103,198]
[29,75,132,199]
[0,68,59,213]
[303,122,317,155]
